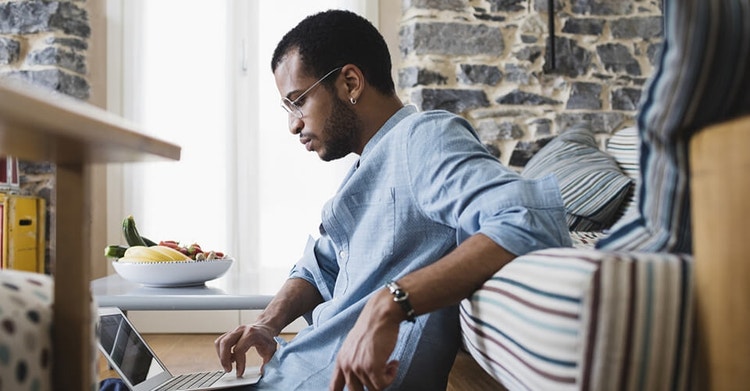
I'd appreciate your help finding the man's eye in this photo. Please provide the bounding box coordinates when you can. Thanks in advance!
[295,97,307,106]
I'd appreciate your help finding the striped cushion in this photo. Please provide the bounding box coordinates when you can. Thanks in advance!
[605,127,640,222]
[522,124,633,231]
[597,0,750,253]
[605,127,639,182]
[460,248,694,390]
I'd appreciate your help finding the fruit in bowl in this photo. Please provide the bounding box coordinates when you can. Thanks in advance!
[111,257,234,287]
[104,215,233,287]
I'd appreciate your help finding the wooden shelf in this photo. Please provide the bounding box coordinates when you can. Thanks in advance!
[0,79,181,391]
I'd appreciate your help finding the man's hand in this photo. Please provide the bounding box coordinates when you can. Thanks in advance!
[330,289,403,391]
[215,323,277,377]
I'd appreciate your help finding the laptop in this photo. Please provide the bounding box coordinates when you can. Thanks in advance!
[97,307,261,391]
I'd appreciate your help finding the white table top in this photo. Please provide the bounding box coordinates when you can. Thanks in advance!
[91,272,274,311]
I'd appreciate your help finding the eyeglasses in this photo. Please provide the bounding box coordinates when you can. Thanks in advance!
[280,67,343,119]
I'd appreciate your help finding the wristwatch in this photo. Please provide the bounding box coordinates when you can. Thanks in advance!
[385,280,416,323]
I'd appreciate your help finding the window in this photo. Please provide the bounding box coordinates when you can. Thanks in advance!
[109,0,375,297]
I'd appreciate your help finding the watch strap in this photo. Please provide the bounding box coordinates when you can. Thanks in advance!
[385,280,416,323]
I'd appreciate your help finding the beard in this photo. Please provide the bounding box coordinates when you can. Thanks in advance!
[318,95,362,162]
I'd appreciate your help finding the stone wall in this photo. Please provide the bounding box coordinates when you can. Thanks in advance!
[398,0,663,168]
[0,0,91,272]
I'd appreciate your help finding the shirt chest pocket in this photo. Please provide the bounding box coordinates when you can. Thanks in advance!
[336,188,395,259]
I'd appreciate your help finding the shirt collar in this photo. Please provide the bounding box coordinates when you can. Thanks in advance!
[360,105,418,163]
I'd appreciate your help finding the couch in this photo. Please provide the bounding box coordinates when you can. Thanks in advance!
[458,0,750,389]
[459,124,695,390]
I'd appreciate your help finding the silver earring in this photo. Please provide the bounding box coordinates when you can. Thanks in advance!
[350,97,357,105]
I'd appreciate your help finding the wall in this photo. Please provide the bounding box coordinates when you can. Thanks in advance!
[0,0,92,272]
[398,0,663,168]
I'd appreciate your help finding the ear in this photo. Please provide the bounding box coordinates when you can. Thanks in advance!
[340,64,364,103]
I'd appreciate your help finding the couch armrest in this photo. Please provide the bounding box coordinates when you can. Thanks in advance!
[460,248,693,390]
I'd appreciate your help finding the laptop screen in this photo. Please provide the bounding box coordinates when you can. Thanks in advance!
[99,312,169,386]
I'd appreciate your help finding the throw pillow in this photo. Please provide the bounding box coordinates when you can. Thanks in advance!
[606,126,640,221]
[521,124,633,232]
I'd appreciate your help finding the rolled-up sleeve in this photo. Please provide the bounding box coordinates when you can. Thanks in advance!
[288,233,339,302]
[405,112,571,256]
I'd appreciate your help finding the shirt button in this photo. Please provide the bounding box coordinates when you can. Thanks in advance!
[339,250,347,259]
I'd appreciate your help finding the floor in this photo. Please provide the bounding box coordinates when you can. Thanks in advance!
[98,334,506,390]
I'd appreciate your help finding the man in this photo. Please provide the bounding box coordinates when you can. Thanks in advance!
[215,9,571,391]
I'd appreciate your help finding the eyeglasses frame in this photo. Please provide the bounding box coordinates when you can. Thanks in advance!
[280,67,343,119]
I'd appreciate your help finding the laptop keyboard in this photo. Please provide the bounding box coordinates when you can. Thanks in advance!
[155,370,225,391]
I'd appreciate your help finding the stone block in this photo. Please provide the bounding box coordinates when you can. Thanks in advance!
[514,46,543,63]
[562,18,605,35]
[571,0,633,16]
[549,36,593,78]
[399,67,448,88]
[10,69,89,100]
[0,37,20,65]
[403,0,468,11]
[457,64,502,85]
[0,1,88,37]
[597,43,641,75]
[45,36,87,51]
[610,16,662,40]
[488,0,525,13]
[27,46,87,74]
[611,87,642,111]
[496,89,561,106]
[477,119,524,141]
[567,82,603,110]
[509,137,553,167]
[557,111,629,133]
[410,88,489,113]
[400,22,504,56]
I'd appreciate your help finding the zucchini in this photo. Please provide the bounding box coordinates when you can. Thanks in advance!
[142,236,158,247]
[122,215,148,247]
[104,245,128,258]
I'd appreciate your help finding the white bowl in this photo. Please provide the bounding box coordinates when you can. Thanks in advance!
[111,258,234,287]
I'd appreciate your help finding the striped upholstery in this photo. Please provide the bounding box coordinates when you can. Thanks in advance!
[605,127,639,182]
[596,0,750,253]
[460,248,694,391]
[605,127,640,222]
[570,231,608,249]
[522,124,633,231]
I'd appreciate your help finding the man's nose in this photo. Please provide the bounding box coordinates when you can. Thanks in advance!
[289,115,303,135]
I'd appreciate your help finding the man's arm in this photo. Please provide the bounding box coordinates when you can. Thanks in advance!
[330,233,514,391]
[216,277,323,376]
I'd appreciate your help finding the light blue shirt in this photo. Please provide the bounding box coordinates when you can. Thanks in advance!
[252,106,571,390]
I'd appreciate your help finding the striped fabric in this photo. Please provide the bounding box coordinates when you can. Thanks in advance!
[605,126,640,222]
[597,0,750,253]
[460,248,694,391]
[606,126,639,182]
[570,231,608,249]
[522,124,633,231]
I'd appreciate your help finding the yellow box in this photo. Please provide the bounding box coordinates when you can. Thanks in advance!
[0,193,46,273]
[0,194,7,268]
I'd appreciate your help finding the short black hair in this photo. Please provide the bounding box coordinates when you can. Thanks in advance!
[271,9,395,96]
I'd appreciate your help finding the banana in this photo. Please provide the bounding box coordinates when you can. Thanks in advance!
[120,245,190,263]
[149,245,191,261]
[117,256,163,264]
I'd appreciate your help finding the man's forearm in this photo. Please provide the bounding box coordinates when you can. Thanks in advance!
[256,277,323,335]
[382,233,515,320]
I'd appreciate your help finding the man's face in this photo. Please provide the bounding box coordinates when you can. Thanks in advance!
[274,51,362,161]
